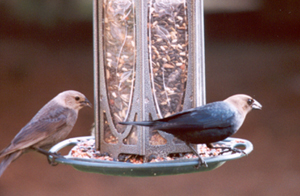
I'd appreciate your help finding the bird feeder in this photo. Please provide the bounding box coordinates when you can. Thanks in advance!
[49,0,253,176]
[95,0,205,159]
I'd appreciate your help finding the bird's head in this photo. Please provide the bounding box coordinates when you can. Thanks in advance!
[56,90,92,111]
[224,94,262,115]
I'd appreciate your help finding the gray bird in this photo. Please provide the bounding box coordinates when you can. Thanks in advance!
[119,94,262,167]
[0,90,91,177]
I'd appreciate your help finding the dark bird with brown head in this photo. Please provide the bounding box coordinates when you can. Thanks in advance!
[119,94,262,167]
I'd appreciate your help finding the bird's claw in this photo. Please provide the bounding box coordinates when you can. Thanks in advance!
[195,158,208,169]
[217,147,246,155]
[47,152,63,166]
[186,143,208,169]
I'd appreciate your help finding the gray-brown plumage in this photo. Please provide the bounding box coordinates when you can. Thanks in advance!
[119,94,262,167]
[0,90,91,177]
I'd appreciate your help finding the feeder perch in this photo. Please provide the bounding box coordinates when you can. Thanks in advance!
[49,0,254,176]
[49,136,253,177]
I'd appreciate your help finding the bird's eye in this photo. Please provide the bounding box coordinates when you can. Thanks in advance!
[247,99,254,105]
[75,96,80,101]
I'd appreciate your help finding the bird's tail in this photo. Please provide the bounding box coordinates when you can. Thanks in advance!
[119,121,156,127]
[0,150,23,177]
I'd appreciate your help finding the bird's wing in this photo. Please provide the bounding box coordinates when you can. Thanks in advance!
[0,107,72,156]
[156,102,235,130]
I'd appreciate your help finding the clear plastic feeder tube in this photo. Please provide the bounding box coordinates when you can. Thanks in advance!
[95,0,205,159]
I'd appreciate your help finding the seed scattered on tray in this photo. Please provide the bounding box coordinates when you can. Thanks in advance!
[70,139,237,164]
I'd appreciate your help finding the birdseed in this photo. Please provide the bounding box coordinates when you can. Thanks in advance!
[70,138,239,164]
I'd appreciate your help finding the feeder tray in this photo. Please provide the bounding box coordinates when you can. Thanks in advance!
[49,136,253,177]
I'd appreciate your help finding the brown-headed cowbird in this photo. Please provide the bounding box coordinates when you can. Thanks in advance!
[0,90,91,177]
[119,94,262,167]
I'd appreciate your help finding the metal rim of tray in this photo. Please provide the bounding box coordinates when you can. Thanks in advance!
[49,136,253,177]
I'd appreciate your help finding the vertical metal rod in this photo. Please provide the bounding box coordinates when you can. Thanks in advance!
[93,0,100,150]
[195,0,206,107]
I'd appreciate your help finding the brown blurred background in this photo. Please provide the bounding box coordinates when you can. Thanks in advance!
[0,0,300,195]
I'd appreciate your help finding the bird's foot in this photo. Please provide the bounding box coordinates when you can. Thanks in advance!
[31,147,63,166]
[195,156,208,169]
[186,143,208,169]
[214,147,246,156]
[47,152,63,166]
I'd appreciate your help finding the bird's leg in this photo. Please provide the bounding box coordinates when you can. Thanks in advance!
[206,143,246,155]
[186,143,208,168]
[30,147,62,166]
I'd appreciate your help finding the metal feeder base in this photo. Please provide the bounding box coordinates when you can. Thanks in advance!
[49,136,253,177]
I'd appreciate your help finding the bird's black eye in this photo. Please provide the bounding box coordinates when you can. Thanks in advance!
[247,99,254,105]
[75,96,80,101]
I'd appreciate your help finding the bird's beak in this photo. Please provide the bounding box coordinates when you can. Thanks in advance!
[81,98,92,108]
[252,99,262,110]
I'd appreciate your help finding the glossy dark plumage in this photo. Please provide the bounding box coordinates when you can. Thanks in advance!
[119,94,262,167]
